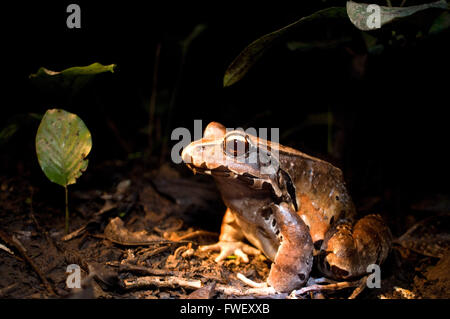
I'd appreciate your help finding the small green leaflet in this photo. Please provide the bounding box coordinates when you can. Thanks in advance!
[0,113,42,146]
[429,11,450,34]
[29,62,116,93]
[36,109,92,187]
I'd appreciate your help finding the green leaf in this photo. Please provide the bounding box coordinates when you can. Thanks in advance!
[429,11,450,34]
[223,7,348,87]
[347,0,448,31]
[36,109,92,187]
[29,62,116,93]
[0,113,42,146]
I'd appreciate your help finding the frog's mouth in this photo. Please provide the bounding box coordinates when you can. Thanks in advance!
[186,163,261,184]
[186,163,231,177]
[186,163,297,208]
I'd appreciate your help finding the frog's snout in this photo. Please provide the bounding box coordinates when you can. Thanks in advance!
[181,143,195,165]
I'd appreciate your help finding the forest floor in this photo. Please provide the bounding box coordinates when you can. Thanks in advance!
[0,160,449,299]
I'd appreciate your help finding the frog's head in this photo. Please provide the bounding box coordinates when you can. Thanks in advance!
[181,122,286,197]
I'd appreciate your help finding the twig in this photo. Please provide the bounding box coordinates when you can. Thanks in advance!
[174,230,219,241]
[0,243,14,255]
[0,283,18,298]
[215,284,285,298]
[348,276,368,299]
[0,229,55,296]
[29,187,61,252]
[290,278,362,298]
[61,225,88,241]
[11,235,27,252]
[118,263,175,276]
[94,233,190,246]
[61,201,117,242]
[123,275,202,290]
[140,245,171,259]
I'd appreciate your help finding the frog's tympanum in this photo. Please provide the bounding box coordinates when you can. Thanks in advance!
[182,122,392,293]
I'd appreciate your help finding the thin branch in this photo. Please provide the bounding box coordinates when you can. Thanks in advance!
[174,230,219,241]
[348,276,368,299]
[0,229,55,296]
[215,284,285,298]
[290,278,363,298]
[118,263,176,276]
[0,283,18,298]
[29,186,61,252]
[123,275,202,290]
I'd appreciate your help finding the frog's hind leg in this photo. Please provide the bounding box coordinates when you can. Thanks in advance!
[292,213,391,298]
[318,214,392,281]
[199,208,260,263]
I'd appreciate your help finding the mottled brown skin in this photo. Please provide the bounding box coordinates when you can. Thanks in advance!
[182,122,392,292]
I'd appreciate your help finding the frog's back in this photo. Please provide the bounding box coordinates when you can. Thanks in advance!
[279,149,356,244]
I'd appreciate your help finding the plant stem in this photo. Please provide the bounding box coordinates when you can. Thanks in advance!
[64,185,69,234]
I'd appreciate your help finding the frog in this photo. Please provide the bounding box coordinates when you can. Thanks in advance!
[181,122,392,294]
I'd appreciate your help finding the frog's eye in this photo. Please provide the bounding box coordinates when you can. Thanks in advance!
[224,134,250,157]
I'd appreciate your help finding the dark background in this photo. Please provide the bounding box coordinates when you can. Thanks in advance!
[1,0,449,236]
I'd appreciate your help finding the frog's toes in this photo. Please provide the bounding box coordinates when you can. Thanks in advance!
[289,276,366,299]
[199,241,260,263]
[236,273,268,288]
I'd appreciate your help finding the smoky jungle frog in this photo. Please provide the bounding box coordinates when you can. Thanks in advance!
[182,122,392,295]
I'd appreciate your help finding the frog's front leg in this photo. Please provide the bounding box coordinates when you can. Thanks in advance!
[199,208,260,263]
[318,214,392,280]
[230,202,314,294]
[266,202,314,292]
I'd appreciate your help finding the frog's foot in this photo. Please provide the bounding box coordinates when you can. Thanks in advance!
[289,276,368,299]
[199,241,260,263]
[228,273,282,296]
[236,273,268,288]
[318,214,392,280]
[234,274,366,299]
